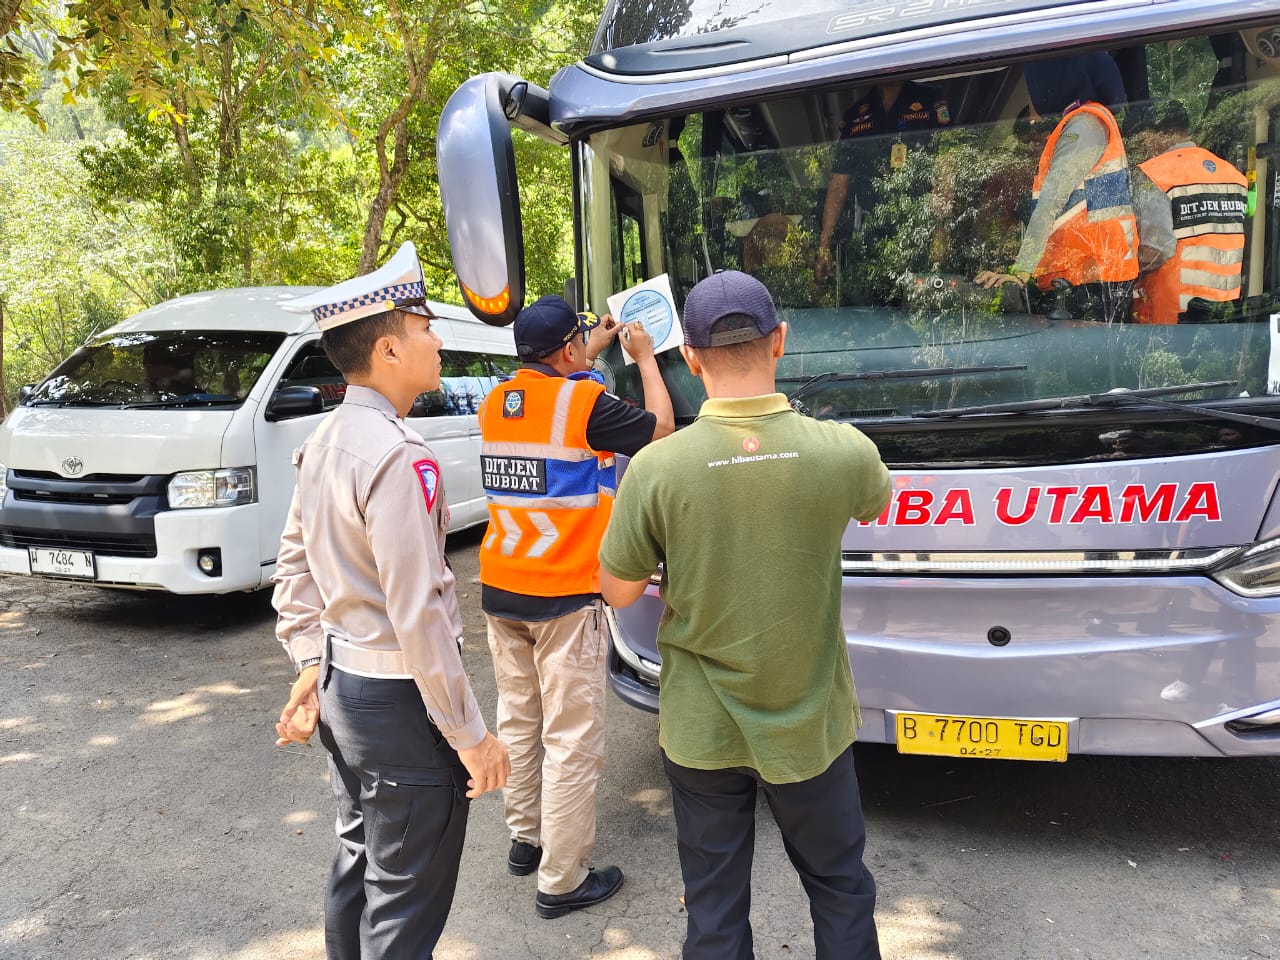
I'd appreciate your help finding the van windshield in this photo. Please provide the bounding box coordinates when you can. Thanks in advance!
[27,331,286,408]
[582,31,1280,463]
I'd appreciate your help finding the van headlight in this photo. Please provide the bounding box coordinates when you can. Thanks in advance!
[0,463,7,502]
[168,468,256,509]
[1212,538,1280,598]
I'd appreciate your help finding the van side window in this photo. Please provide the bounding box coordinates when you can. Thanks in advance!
[276,343,347,412]
[413,350,518,417]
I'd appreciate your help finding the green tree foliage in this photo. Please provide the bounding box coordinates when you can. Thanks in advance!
[329,0,594,292]
[0,133,163,406]
[0,0,599,403]
[1,0,52,125]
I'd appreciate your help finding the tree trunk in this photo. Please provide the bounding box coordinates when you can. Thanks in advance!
[360,120,411,273]
[357,0,429,274]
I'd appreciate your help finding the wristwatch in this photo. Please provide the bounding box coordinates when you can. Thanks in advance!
[296,656,322,674]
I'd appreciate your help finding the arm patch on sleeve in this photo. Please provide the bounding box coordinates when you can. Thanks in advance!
[413,459,441,512]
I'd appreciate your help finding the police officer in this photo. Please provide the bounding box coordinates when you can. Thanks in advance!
[272,241,510,960]
[1130,100,1248,324]
[816,80,951,281]
[478,295,673,918]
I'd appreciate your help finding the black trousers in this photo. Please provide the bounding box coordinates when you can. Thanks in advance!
[318,666,471,960]
[662,746,880,960]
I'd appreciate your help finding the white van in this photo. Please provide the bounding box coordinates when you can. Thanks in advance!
[0,287,516,594]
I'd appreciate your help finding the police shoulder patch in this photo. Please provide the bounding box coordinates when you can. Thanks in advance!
[503,389,525,418]
[413,458,441,512]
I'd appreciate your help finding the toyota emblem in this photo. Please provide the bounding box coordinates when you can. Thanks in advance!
[62,456,84,477]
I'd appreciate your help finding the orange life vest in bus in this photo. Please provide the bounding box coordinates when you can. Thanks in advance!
[1031,101,1139,290]
[478,369,615,598]
[1133,145,1247,324]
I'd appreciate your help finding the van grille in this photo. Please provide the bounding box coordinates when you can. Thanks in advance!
[13,489,137,506]
[14,470,146,484]
[0,528,158,558]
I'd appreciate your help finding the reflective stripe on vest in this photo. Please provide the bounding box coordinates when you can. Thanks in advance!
[1030,102,1139,289]
[478,370,612,597]
[1135,145,1246,324]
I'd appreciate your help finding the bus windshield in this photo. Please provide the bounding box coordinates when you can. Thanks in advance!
[581,33,1280,450]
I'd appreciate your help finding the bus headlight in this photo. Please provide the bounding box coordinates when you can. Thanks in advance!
[168,467,256,509]
[1212,538,1280,598]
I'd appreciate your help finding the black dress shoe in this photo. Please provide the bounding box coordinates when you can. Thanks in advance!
[535,865,624,919]
[508,840,543,877]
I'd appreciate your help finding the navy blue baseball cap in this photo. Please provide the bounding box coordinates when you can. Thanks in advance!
[681,270,780,348]
[514,295,594,360]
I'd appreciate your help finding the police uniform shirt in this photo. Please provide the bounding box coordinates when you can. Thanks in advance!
[272,384,486,749]
[832,80,951,178]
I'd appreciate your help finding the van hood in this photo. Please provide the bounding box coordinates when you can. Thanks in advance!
[845,446,1280,552]
[1,407,241,477]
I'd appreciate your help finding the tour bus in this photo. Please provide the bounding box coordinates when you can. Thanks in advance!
[436,0,1280,758]
[0,288,516,594]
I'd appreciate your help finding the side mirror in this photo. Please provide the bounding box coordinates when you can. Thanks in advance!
[438,72,561,327]
[17,384,35,404]
[265,385,324,422]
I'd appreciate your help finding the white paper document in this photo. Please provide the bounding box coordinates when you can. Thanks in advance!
[607,273,683,365]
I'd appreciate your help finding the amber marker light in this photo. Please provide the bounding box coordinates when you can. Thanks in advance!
[461,281,511,317]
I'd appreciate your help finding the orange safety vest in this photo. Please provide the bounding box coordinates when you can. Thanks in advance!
[1134,145,1247,324]
[1031,102,1139,290]
[477,369,616,598]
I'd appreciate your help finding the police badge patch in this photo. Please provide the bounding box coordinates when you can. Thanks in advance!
[503,389,525,418]
[413,458,441,512]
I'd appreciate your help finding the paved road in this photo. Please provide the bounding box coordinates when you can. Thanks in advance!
[1,527,1277,960]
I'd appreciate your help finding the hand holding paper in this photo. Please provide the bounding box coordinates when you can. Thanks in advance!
[585,313,620,362]
[606,273,683,365]
[619,320,656,362]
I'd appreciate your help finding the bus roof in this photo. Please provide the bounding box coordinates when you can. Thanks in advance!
[555,0,1273,132]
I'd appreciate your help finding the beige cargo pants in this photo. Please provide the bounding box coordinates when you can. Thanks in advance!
[484,601,608,895]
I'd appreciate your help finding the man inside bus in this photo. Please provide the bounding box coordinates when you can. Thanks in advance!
[815,80,951,283]
[1128,99,1248,324]
[141,341,203,397]
[975,52,1140,324]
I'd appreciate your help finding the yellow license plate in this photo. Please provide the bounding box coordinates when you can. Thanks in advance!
[895,712,1069,762]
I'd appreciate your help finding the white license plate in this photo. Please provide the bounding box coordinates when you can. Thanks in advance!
[28,547,96,579]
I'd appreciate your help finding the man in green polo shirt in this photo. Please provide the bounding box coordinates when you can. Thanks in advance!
[600,270,891,960]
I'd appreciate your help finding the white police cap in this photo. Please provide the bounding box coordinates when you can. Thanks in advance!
[283,241,432,331]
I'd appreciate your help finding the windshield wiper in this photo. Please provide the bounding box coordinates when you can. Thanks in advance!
[915,380,1280,433]
[27,398,124,407]
[784,364,1027,412]
[120,397,241,409]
